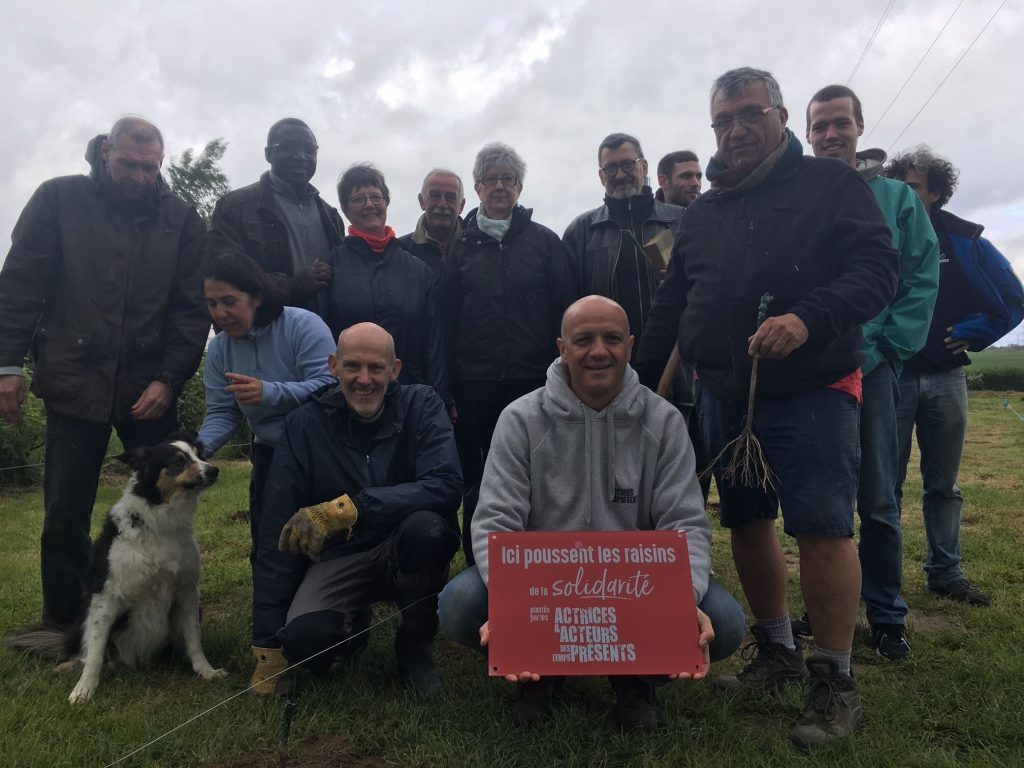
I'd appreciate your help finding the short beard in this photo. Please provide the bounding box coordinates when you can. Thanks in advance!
[608,185,640,200]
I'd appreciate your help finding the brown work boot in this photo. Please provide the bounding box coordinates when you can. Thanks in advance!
[609,676,659,732]
[395,630,441,697]
[512,677,560,727]
[712,625,806,692]
[790,658,862,750]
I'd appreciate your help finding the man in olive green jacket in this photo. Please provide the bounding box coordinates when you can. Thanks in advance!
[0,116,209,629]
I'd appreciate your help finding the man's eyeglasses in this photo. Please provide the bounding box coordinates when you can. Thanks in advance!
[481,174,518,188]
[268,142,319,156]
[600,158,643,176]
[349,193,386,207]
[711,106,776,133]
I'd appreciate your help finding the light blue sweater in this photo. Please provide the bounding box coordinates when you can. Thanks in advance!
[198,306,336,456]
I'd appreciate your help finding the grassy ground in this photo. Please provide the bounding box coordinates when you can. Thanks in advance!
[966,347,1024,373]
[1,393,1022,767]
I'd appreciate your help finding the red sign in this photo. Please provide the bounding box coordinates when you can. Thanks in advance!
[487,530,704,677]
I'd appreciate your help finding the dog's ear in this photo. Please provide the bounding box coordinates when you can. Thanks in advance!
[168,430,198,446]
[115,446,151,472]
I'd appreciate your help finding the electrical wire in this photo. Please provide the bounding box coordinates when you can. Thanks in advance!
[887,0,1007,152]
[848,0,897,84]
[864,0,964,143]
[101,595,438,767]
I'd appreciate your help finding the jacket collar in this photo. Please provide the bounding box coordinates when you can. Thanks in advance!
[934,208,984,240]
[463,204,533,243]
[314,380,406,438]
[589,199,682,228]
[706,129,802,194]
[855,148,887,182]
[411,212,464,249]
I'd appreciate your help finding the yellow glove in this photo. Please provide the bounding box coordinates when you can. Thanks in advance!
[278,493,359,560]
[249,646,293,697]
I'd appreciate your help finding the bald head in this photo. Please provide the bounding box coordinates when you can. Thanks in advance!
[557,296,634,412]
[332,323,402,420]
[337,322,396,362]
[560,295,629,338]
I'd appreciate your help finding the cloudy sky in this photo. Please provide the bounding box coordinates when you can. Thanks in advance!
[2,0,1021,343]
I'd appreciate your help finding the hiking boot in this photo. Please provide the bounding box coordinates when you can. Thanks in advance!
[871,623,911,661]
[791,612,813,639]
[927,577,991,606]
[512,678,559,727]
[712,626,806,692]
[610,676,659,732]
[790,658,862,750]
[395,632,441,697]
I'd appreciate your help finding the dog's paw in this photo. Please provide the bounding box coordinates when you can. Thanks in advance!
[197,665,228,681]
[68,680,96,704]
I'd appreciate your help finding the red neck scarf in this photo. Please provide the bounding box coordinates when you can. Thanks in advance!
[349,225,396,253]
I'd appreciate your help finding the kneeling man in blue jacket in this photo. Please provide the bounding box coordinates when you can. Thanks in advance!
[438,295,744,731]
[250,322,462,697]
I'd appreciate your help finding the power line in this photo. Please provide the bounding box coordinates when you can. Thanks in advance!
[864,0,964,143]
[848,0,897,84]
[887,0,1007,152]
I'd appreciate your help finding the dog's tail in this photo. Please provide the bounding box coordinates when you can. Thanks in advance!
[6,624,76,660]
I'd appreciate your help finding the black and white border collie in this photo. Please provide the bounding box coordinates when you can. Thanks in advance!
[8,433,226,703]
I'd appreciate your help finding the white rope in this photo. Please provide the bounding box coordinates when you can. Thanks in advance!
[0,442,253,474]
[100,592,441,768]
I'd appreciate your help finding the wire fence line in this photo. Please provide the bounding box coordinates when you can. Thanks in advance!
[0,441,253,475]
[100,593,440,768]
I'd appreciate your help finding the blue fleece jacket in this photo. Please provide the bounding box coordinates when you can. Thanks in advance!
[198,306,336,455]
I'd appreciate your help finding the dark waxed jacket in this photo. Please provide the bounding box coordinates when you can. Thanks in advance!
[252,382,463,646]
[444,205,577,383]
[209,171,344,307]
[326,236,449,404]
[562,195,684,307]
[0,135,210,423]
[635,138,899,401]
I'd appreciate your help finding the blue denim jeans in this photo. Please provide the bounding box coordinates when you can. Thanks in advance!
[437,566,747,664]
[895,367,968,588]
[858,363,908,626]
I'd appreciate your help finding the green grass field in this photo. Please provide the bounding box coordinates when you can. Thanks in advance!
[1,393,1023,767]
[966,347,1024,373]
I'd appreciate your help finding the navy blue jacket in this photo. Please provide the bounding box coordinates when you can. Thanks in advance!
[252,382,463,646]
[326,236,449,404]
[444,205,577,383]
[940,210,1023,349]
[635,137,899,401]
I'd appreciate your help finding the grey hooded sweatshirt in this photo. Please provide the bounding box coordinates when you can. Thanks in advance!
[471,357,712,601]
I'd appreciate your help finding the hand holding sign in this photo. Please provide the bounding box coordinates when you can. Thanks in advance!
[669,608,713,680]
[487,531,706,678]
[479,621,541,683]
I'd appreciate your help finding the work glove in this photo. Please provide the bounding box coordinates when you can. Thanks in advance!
[249,646,293,696]
[278,493,359,560]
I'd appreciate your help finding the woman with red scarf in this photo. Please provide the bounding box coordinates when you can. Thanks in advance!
[327,164,449,409]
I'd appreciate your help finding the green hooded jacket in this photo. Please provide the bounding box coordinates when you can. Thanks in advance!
[857,149,939,376]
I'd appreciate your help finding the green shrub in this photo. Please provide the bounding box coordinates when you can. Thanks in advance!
[966,368,1024,391]
[0,369,45,486]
